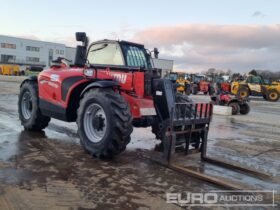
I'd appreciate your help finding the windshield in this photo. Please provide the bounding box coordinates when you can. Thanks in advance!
[193,76,203,83]
[121,44,152,69]
[87,43,124,66]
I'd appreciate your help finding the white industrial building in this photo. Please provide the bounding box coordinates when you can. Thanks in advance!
[152,58,173,78]
[0,35,76,68]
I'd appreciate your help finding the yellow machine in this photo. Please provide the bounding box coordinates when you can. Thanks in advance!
[231,75,280,102]
[176,75,191,94]
[0,64,20,75]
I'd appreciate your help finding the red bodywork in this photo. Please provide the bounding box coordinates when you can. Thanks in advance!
[219,93,232,103]
[221,82,231,92]
[38,66,155,119]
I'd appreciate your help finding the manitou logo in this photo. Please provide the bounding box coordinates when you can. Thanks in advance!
[105,68,127,84]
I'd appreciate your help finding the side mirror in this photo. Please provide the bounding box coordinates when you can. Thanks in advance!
[75,45,87,67]
[74,32,89,66]
[76,32,87,42]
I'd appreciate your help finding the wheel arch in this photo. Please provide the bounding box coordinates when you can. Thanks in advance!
[20,76,38,87]
[228,99,240,105]
[80,80,120,97]
[66,80,120,122]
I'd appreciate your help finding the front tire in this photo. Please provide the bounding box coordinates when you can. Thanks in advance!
[240,103,250,115]
[18,81,50,130]
[77,89,133,158]
[266,89,279,102]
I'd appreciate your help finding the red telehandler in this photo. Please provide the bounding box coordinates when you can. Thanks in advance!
[18,33,269,189]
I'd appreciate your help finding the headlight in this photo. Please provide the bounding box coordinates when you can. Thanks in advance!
[84,69,94,77]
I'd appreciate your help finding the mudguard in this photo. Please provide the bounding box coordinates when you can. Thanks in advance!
[81,80,120,96]
[20,76,38,87]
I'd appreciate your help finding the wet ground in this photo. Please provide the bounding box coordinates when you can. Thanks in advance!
[0,80,279,210]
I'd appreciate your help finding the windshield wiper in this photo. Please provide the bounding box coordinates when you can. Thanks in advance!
[90,44,108,52]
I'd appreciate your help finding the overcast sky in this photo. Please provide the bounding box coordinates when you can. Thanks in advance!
[0,0,279,72]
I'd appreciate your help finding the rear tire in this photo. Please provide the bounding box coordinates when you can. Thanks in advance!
[240,103,250,115]
[18,81,50,130]
[266,89,279,102]
[77,88,133,158]
[229,102,240,115]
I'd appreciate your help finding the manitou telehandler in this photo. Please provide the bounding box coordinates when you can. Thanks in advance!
[18,33,269,189]
[19,32,211,159]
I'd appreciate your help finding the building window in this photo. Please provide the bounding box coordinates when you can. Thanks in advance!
[1,43,16,49]
[55,49,64,55]
[1,54,16,62]
[26,56,40,63]
[26,46,40,52]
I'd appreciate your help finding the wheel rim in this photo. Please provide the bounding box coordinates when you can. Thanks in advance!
[269,93,277,100]
[83,103,107,143]
[230,104,237,113]
[240,91,247,97]
[21,91,33,120]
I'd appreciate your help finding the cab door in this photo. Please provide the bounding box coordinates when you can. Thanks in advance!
[247,76,262,95]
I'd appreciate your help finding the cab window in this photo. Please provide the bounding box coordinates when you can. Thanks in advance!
[250,76,262,84]
[122,44,152,69]
[87,43,124,66]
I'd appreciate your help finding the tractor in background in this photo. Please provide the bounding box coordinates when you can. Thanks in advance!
[166,72,191,95]
[191,75,214,95]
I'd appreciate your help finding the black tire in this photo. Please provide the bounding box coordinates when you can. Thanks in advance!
[240,103,250,115]
[18,81,50,131]
[237,87,250,98]
[229,102,240,115]
[266,89,280,102]
[192,85,198,95]
[77,88,133,158]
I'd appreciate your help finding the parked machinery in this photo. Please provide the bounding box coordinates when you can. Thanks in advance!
[231,75,280,102]
[0,64,22,75]
[165,72,191,94]
[191,75,215,95]
[211,92,250,115]
[215,77,231,93]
